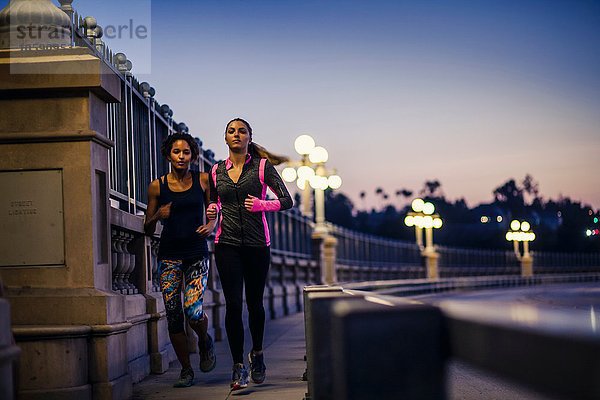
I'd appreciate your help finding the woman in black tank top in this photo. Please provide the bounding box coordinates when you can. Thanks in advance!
[144,133,217,388]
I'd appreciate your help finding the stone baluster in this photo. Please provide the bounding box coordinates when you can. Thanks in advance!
[111,229,119,291]
[124,232,138,294]
[116,231,129,293]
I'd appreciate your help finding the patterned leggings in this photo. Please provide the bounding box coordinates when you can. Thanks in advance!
[158,257,209,334]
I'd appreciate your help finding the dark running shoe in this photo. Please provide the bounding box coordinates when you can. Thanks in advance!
[248,351,266,384]
[230,363,249,390]
[199,334,216,372]
[173,367,194,388]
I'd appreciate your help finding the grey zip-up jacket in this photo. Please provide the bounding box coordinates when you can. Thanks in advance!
[209,154,292,246]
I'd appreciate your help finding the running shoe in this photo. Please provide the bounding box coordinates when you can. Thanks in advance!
[173,367,194,388]
[199,334,216,372]
[248,351,266,384]
[230,363,249,390]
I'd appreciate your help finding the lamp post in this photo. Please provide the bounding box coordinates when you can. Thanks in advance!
[404,198,443,279]
[282,135,342,234]
[506,220,535,277]
[282,135,341,284]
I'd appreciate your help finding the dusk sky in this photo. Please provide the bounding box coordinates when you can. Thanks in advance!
[36,1,600,209]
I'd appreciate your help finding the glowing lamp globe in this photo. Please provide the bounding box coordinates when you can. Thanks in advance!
[404,215,415,227]
[309,175,328,190]
[294,135,315,155]
[422,202,435,215]
[510,220,521,231]
[328,175,342,189]
[282,167,297,183]
[423,216,434,228]
[297,166,315,181]
[521,221,531,232]
[411,198,425,212]
[309,146,329,163]
[433,218,443,229]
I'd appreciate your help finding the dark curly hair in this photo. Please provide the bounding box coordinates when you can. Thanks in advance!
[160,132,200,162]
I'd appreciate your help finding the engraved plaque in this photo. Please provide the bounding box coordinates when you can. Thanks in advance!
[0,170,65,267]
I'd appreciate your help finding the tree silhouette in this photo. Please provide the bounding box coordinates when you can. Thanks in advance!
[493,179,523,204]
[522,174,540,204]
[359,191,366,210]
[420,180,443,197]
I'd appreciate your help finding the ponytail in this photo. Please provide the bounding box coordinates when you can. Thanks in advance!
[249,142,289,166]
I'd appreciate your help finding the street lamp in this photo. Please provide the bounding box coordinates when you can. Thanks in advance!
[506,220,535,277]
[404,198,443,253]
[505,220,535,259]
[282,135,342,234]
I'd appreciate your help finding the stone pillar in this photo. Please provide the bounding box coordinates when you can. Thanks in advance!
[423,250,440,280]
[312,232,338,285]
[521,255,533,277]
[0,281,20,400]
[0,43,126,399]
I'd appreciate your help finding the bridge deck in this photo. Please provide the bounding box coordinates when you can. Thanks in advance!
[133,311,558,400]
[132,313,308,400]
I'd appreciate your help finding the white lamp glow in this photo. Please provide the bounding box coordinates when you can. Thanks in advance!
[411,198,425,212]
[328,175,342,189]
[282,167,297,183]
[309,146,329,163]
[297,166,315,180]
[510,220,521,231]
[294,135,315,155]
[422,202,435,215]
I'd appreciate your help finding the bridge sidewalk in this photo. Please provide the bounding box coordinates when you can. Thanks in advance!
[133,312,308,400]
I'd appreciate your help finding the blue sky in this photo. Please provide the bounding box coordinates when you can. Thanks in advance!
[14,0,600,209]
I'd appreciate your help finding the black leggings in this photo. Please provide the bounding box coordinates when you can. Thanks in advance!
[214,244,271,364]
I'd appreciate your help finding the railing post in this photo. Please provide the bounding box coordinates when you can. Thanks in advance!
[423,248,440,280]
[313,233,338,285]
[521,254,534,277]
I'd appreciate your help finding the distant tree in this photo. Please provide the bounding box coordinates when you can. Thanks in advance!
[324,191,355,229]
[522,174,540,205]
[493,179,523,204]
[359,190,366,210]
[401,189,413,198]
[420,180,443,198]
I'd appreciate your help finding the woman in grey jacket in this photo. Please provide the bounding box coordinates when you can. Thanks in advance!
[207,118,292,390]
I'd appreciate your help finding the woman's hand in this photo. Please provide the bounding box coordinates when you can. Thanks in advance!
[196,219,216,238]
[245,195,259,212]
[156,202,172,220]
[206,203,218,220]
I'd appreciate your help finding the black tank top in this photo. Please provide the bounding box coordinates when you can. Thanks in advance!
[157,171,208,260]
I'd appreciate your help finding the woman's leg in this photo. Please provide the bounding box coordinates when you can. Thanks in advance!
[183,257,210,341]
[183,257,215,372]
[242,246,271,353]
[214,244,245,364]
[159,260,193,377]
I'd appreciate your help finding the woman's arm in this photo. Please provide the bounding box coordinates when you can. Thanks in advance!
[245,160,293,212]
[206,165,220,220]
[196,172,217,238]
[144,179,171,235]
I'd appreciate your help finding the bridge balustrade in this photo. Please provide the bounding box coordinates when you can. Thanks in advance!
[533,250,600,274]
[436,245,520,277]
[329,225,423,281]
